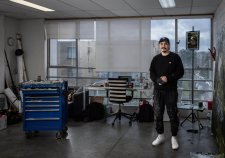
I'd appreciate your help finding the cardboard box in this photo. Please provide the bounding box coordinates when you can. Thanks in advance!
[90,96,104,104]
[0,115,7,130]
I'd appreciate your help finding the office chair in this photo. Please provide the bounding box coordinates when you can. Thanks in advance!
[107,78,133,126]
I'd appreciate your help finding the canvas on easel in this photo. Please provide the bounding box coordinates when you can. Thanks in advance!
[186,31,200,50]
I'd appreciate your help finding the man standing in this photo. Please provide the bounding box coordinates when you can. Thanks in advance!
[150,37,184,150]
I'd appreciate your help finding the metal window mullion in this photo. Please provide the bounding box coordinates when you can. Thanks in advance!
[75,21,79,87]
[175,19,178,53]
[47,39,51,80]
[75,39,79,87]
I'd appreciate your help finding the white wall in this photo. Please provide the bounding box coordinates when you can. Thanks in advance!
[213,0,225,46]
[4,17,20,87]
[212,0,225,153]
[3,17,46,86]
[212,0,225,92]
[20,19,45,81]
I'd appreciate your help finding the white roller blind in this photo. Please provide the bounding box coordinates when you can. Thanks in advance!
[45,20,76,39]
[45,20,94,39]
[79,21,95,39]
[95,19,152,72]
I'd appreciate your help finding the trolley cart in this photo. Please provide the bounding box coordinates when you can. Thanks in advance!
[21,81,68,139]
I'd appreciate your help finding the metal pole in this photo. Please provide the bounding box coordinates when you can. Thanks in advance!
[192,26,194,104]
[192,49,194,104]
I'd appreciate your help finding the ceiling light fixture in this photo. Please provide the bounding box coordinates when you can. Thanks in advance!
[9,0,55,12]
[159,0,176,8]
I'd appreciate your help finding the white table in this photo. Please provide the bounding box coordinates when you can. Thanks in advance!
[82,86,153,110]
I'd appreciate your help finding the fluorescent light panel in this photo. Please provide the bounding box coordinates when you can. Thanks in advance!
[159,0,176,8]
[9,0,54,12]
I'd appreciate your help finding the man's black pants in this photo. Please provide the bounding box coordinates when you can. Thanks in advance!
[153,89,179,136]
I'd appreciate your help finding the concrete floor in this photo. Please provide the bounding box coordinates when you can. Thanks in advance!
[0,118,218,158]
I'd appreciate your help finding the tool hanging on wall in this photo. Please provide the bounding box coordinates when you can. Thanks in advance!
[208,47,216,61]
[15,33,28,83]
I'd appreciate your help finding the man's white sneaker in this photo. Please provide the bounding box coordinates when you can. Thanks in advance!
[171,136,179,150]
[152,134,165,146]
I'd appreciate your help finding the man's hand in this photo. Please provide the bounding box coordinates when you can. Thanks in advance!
[160,76,167,83]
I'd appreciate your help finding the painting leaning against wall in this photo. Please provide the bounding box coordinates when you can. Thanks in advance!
[212,23,225,155]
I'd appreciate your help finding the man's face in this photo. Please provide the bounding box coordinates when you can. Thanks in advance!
[159,41,170,53]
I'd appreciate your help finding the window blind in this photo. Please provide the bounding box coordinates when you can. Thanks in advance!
[45,20,94,39]
[95,19,152,72]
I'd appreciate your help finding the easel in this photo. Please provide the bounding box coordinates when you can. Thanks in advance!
[180,106,204,130]
[180,27,203,131]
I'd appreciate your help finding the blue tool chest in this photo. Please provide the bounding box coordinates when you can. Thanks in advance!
[21,81,68,139]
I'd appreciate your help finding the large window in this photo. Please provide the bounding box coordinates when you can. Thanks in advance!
[49,39,77,67]
[48,39,77,86]
[46,20,99,87]
[46,18,213,100]
[95,19,151,72]
[151,18,212,103]
[151,19,175,52]
[177,18,212,103]
[47,39,99,87]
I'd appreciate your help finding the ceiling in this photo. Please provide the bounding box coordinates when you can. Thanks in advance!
[0,0,223,19]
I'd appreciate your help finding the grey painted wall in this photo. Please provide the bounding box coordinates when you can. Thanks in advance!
[20,19,46,81]
[0,16,5,92]
[1,17,46,91]
[4,17,20,87]
[213,0,225,154]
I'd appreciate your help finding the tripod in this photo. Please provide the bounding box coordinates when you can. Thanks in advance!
[180,107,203,130]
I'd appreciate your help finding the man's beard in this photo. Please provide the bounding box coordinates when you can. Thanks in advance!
[161,49,167,53]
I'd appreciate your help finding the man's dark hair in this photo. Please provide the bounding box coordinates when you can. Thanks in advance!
[159,37,170,45]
